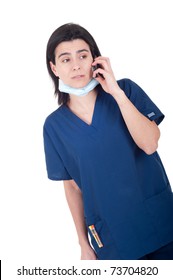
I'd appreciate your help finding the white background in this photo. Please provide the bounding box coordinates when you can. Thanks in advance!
[0,0,173,277]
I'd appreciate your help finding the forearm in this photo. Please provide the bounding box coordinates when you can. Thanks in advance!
[63,180,90,247]
[112,89,160,154]
[92,57,160,155]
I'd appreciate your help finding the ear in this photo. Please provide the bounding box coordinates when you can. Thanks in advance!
[49,61,59,77]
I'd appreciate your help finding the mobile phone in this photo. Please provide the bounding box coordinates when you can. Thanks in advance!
[92,64,99,72]
[92,64,104,79]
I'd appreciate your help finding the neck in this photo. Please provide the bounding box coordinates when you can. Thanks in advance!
[67,88,98,113]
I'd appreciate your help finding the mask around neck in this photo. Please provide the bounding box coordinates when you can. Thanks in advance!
[59,78,99,96]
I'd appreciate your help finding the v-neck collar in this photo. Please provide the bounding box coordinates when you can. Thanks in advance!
[62,90,102,128]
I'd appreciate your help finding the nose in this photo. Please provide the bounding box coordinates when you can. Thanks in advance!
[72,58,80,71]
[72,64,80,71]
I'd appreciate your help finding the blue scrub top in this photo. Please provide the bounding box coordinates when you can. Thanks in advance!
[43,78,173,259]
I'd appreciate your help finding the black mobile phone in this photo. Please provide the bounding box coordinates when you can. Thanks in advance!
[92,64,104,79]
[92,64,99,72]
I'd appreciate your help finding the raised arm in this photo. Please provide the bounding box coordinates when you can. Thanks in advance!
[63,179,97,260]
[112,92,160,155]
[92,57,160,155]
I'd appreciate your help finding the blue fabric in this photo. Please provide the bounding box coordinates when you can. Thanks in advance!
[43,78,173,260]
[138,241,173,259]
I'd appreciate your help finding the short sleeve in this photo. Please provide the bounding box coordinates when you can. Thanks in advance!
[123,79,165,125]
[43,123,72,181]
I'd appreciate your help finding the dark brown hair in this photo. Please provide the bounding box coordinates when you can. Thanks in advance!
[46,23,101,105]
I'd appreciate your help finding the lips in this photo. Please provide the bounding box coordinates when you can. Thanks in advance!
[71,75,85,79]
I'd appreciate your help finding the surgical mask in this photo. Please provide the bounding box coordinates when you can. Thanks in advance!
[59,78,99,97]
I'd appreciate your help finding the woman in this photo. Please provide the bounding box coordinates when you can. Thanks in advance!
[43,23,173,260]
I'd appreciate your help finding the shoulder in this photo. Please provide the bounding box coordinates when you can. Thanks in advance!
[117,78,149,102]
[117,78,138,96]
[43,105,64,130]
[99,78,135,102]
[100,78,137,98]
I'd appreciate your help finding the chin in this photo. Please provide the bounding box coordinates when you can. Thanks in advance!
[72,79,91,89]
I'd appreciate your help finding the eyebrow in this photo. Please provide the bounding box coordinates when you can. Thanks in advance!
[58,49,89,59]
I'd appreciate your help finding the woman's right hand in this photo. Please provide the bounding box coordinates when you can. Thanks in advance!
[80,244,97,260]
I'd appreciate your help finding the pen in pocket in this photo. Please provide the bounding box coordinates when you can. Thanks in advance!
[89,224,103,248]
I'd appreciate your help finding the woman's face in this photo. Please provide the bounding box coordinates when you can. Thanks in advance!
[50,39,94,88]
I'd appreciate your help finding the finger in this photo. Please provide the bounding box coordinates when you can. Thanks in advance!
[94,56,110,61]
[93,56,111,66]
[93,68,106,80]
[92,57,110,65]
[92,58,111,71]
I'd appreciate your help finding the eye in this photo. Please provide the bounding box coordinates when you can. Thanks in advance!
[62,58,70,63]
[79,54,87,60]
